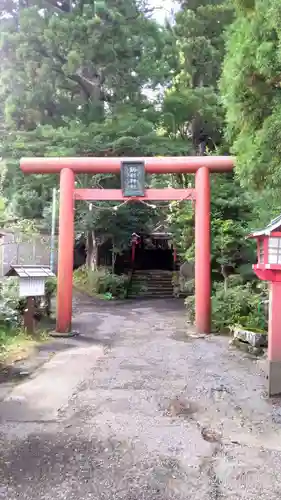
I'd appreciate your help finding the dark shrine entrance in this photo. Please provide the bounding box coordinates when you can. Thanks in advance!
[134,241,174,271]
[115,225,175,273]
[20,155,234,335]
[136,225,174,271]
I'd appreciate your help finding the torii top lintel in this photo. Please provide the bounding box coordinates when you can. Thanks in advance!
[20,156,235,174]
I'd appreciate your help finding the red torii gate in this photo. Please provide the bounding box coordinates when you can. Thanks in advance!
[20,156,234,334]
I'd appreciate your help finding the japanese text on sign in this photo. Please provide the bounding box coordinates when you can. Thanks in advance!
[121,161,145,196]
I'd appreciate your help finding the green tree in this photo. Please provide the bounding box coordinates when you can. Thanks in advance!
[220,0,281,194]
[0,0,185,267]
[167,173,254,283]
[210,174,254,283]
[162,0,233,153]
[0,0,169,128]
[160,0,253,283]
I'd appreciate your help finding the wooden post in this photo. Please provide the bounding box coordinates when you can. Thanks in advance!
[24,296,35,334]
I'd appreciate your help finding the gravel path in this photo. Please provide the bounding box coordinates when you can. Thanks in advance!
[1,296,281,499]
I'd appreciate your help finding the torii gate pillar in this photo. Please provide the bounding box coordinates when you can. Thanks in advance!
[20,156,234,334]
[57,168,75,333]
[195,166,211,333]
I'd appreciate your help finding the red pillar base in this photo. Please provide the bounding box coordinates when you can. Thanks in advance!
[268,281,281,396]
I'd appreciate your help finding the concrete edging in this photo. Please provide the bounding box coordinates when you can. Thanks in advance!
[233,327,268,348]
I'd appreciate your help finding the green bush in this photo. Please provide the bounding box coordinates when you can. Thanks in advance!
[43,277,57,316]
[212,281,267,333]
[0,279,21,327]
[45,277,57,297]
[185,279,268,333]
[185,295,194,320]
[0,302,19,328]
[73,266,130,299]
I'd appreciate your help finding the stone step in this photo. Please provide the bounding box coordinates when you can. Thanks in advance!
[130,280,172,284]
[128,292,174,299]
[132,278,172,281]
[131,283,173,289]
[132,274,172,277]
[134,283,174,288]
[129,270,176,298]
[131,280,173,285]
[133,273,174,278]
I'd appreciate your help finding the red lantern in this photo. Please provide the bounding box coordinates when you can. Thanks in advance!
[248,215,281,396]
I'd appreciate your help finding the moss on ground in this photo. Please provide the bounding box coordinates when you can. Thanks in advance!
[0,328,49,365]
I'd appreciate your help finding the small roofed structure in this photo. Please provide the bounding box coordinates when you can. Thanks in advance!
[5,265,55,278]
[150,223,172,240]
[5,265,55,334]
[5,265,55,298]
[249,214,281,238]
[248,214,281,280]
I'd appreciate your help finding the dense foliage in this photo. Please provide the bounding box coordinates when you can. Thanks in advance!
[186,278,268,333]
[163,0,256,287]
[73,266,130,299]
[211,281,267,333]
[221,0,281,194]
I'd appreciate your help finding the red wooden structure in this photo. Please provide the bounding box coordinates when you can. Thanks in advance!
[248,215,281,395]
[21,155,234,334]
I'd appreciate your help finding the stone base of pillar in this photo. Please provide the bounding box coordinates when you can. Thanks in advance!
[268,360,281,396]
[49,330,79,339]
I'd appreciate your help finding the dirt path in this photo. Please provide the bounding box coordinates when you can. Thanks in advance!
[1,296,281,499]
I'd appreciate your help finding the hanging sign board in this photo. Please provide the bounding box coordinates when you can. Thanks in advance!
[121,161,145,197]
[19,277,45,298]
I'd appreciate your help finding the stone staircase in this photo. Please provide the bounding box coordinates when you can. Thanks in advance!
[128,270,175,298]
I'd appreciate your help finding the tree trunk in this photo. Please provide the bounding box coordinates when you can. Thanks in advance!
[86,230,98,271]
[112,247,116,274]
[221,264,228,293]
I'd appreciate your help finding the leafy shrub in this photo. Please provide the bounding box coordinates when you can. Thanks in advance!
[0,278,20,310]
[0,302,19,328]
[45,277,57,297]
[73,266,130,299]
[185,294,195,323]
[43,277,57,316]
[0,279,21,327]
[185,279,268,333]
[212,281,267,333]
[96,269,129,298]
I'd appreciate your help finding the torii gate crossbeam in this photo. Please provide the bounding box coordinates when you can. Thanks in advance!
[20,156,234,334]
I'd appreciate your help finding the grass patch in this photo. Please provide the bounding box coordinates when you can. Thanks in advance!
[0,327,49,365]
